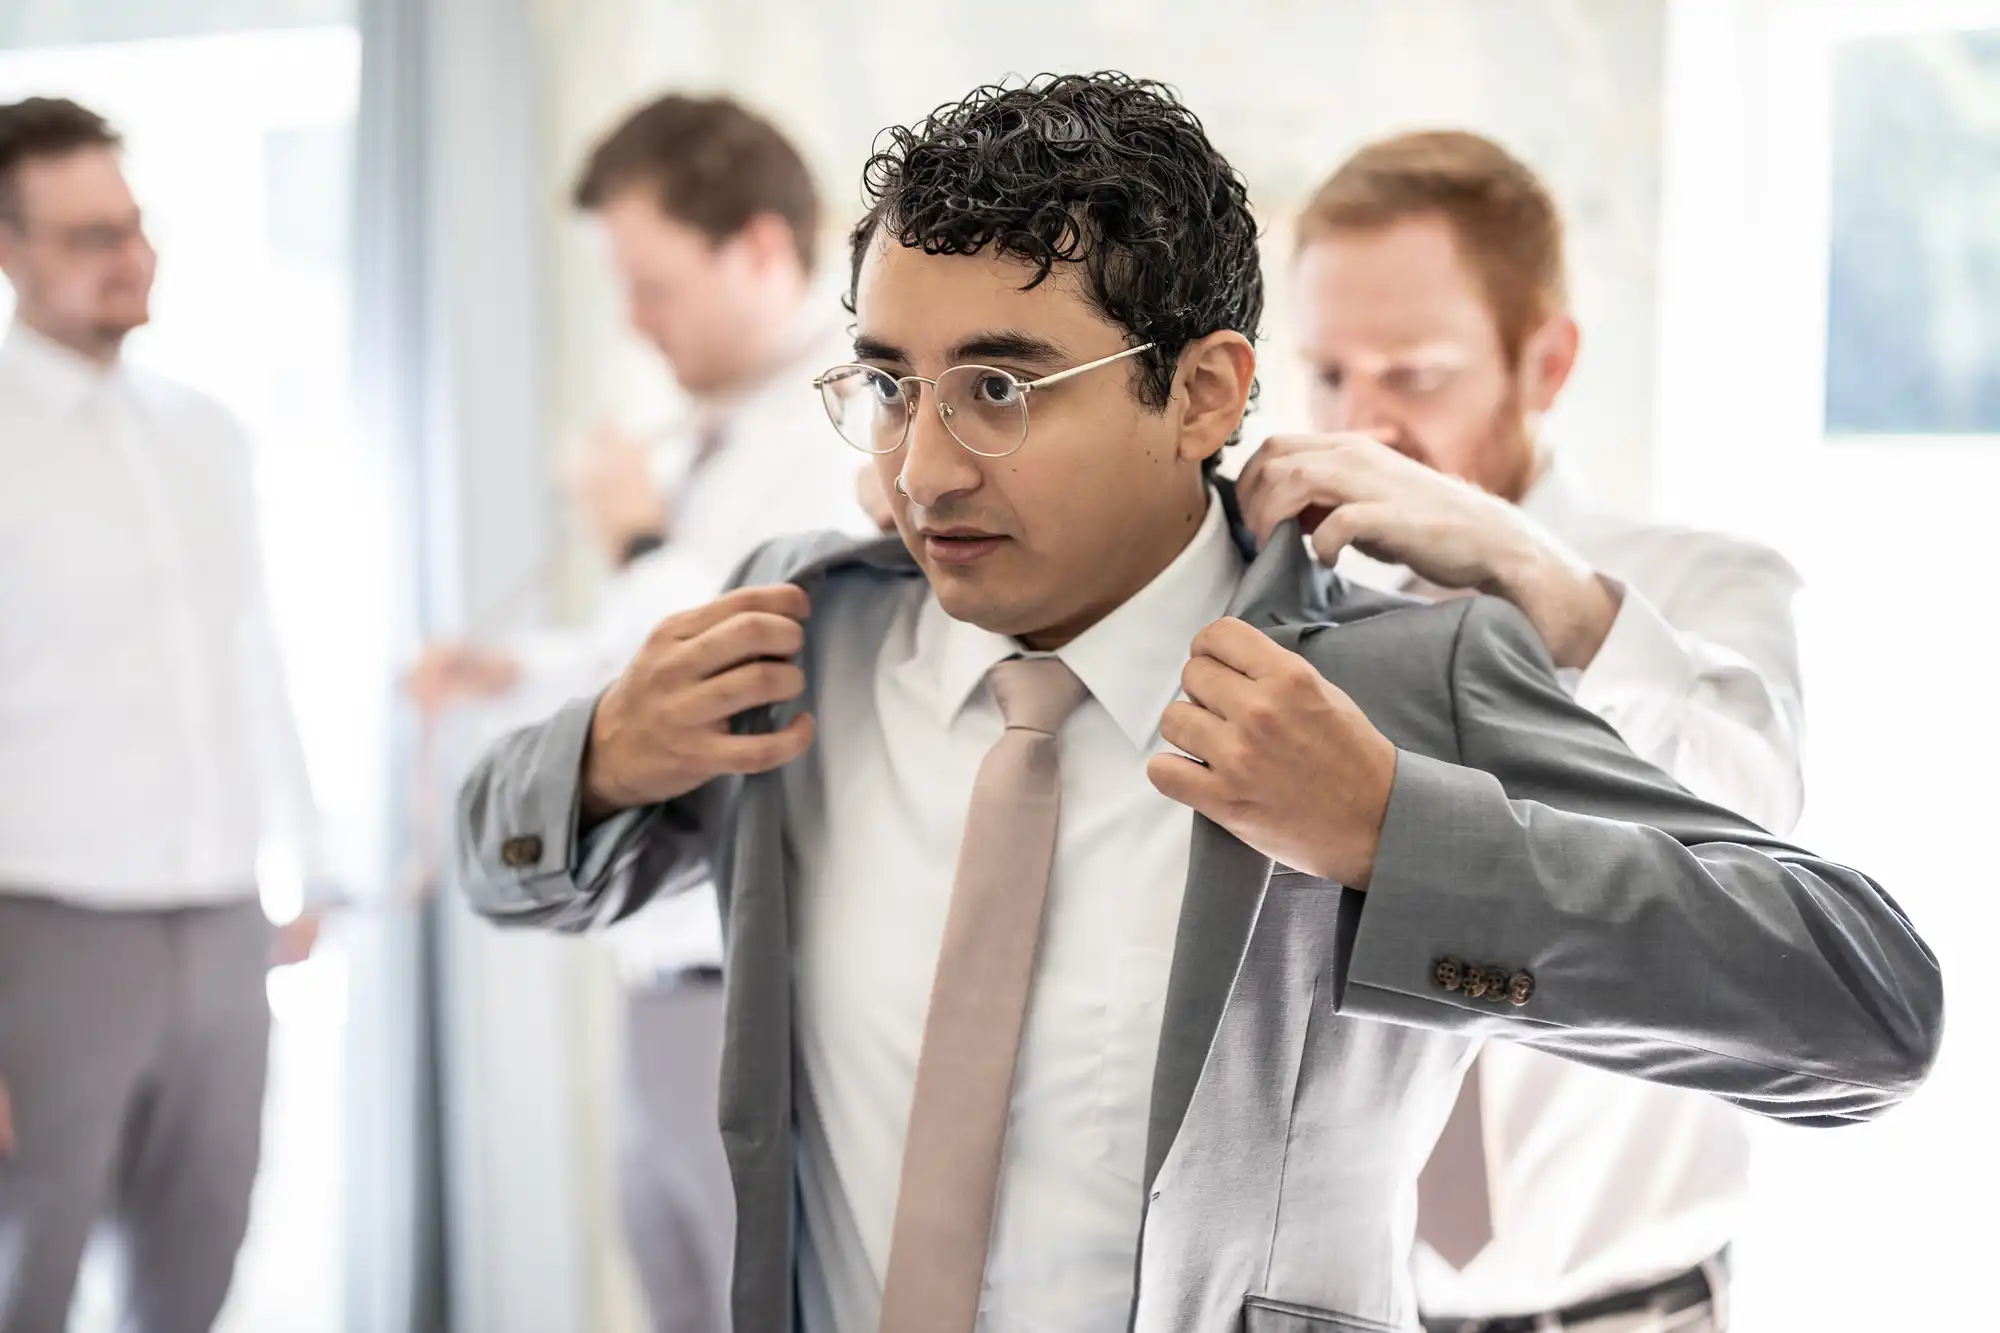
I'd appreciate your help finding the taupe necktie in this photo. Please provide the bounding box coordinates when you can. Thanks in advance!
[1416,1054,1494,1269]
[878,656,1087,1333]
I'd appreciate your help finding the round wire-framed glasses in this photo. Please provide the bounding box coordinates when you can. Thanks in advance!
[812,342,1157,459]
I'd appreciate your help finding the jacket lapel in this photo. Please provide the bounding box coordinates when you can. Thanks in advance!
[715,764,798,1333]
[1141,515,1317,1189]
[720,533,926,1333]
[1142,815,1274,1188]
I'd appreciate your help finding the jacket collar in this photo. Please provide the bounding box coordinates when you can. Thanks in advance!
[776,476,1323,632]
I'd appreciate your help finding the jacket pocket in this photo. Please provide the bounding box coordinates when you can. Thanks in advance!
[1241,1295,1410,1333]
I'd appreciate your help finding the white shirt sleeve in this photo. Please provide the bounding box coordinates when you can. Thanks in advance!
[1572,544,1806,833]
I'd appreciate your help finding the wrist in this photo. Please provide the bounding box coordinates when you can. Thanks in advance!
[579,695,638,826]
[1503,545,1618,669]
[1485,524,1558,605]
[1313,737,1396,892]
[1351,740,1397,890]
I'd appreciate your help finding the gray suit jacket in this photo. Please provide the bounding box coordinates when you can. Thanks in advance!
[457,508,1941,1333]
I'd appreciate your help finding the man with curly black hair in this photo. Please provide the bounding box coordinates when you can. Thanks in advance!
[838,71,1262,639]
[456,73,1938,1333]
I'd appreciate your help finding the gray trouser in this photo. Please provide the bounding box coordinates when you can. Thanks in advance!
[617,975,733,1333]
[0,893,270,1333]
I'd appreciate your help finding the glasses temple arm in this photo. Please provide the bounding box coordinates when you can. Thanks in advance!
[1022,342,1157,391]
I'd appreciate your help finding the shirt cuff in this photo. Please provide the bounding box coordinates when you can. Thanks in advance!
[1570,578,1698,731]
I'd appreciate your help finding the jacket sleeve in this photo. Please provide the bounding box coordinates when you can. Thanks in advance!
[448,532,832,932]
[453,693,726,932]
[1335,595,1942,1124]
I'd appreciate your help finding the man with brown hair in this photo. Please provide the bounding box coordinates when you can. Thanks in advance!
[1236,130,1804,1332]
[408,92,866,1333]
[0,97,325,1333]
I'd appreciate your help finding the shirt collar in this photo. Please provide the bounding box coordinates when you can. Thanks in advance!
[0,320,124,414]
[1517,450,1584,532]
[919,488,1245,748]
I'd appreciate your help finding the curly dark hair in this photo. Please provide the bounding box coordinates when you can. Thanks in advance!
[848,72,1262,447]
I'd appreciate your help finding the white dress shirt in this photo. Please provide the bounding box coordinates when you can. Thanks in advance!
[484,309,876,979]
[790,493,1243,1333]
[1351,458,1806,1317]
[0,323,322,908]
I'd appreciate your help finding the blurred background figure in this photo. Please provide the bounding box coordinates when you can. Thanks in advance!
[406,92,869,1333]
[1238,130,1802,1333]
[0,96,323,1333]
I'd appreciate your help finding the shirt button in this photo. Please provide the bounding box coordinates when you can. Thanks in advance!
[1508,971,1536,1006]
[500,834,543,869]
[1432,957,1465,991]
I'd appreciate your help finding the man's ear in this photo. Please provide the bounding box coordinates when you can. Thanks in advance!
[1520,312,1579,415]
[735,211,803,277]
[1171,331,1257,467]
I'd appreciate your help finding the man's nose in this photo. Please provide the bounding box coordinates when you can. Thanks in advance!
[1322,382,1404,447]
[898,384,984,508]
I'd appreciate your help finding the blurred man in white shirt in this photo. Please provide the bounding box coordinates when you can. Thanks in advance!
[407,94,869,1333]
[1227,130,1804,1333]
[0,97,324,1333]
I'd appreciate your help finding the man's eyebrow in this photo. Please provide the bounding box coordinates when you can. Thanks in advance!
[852,335,907,363]
[850,330,1073,367]
[950,331,1070,365]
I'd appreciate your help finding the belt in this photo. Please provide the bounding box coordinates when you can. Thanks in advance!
[1422,1257,1720,1333]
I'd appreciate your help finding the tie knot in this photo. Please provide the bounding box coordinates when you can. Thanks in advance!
[987,657,1086,735]
[692,419,729,468]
